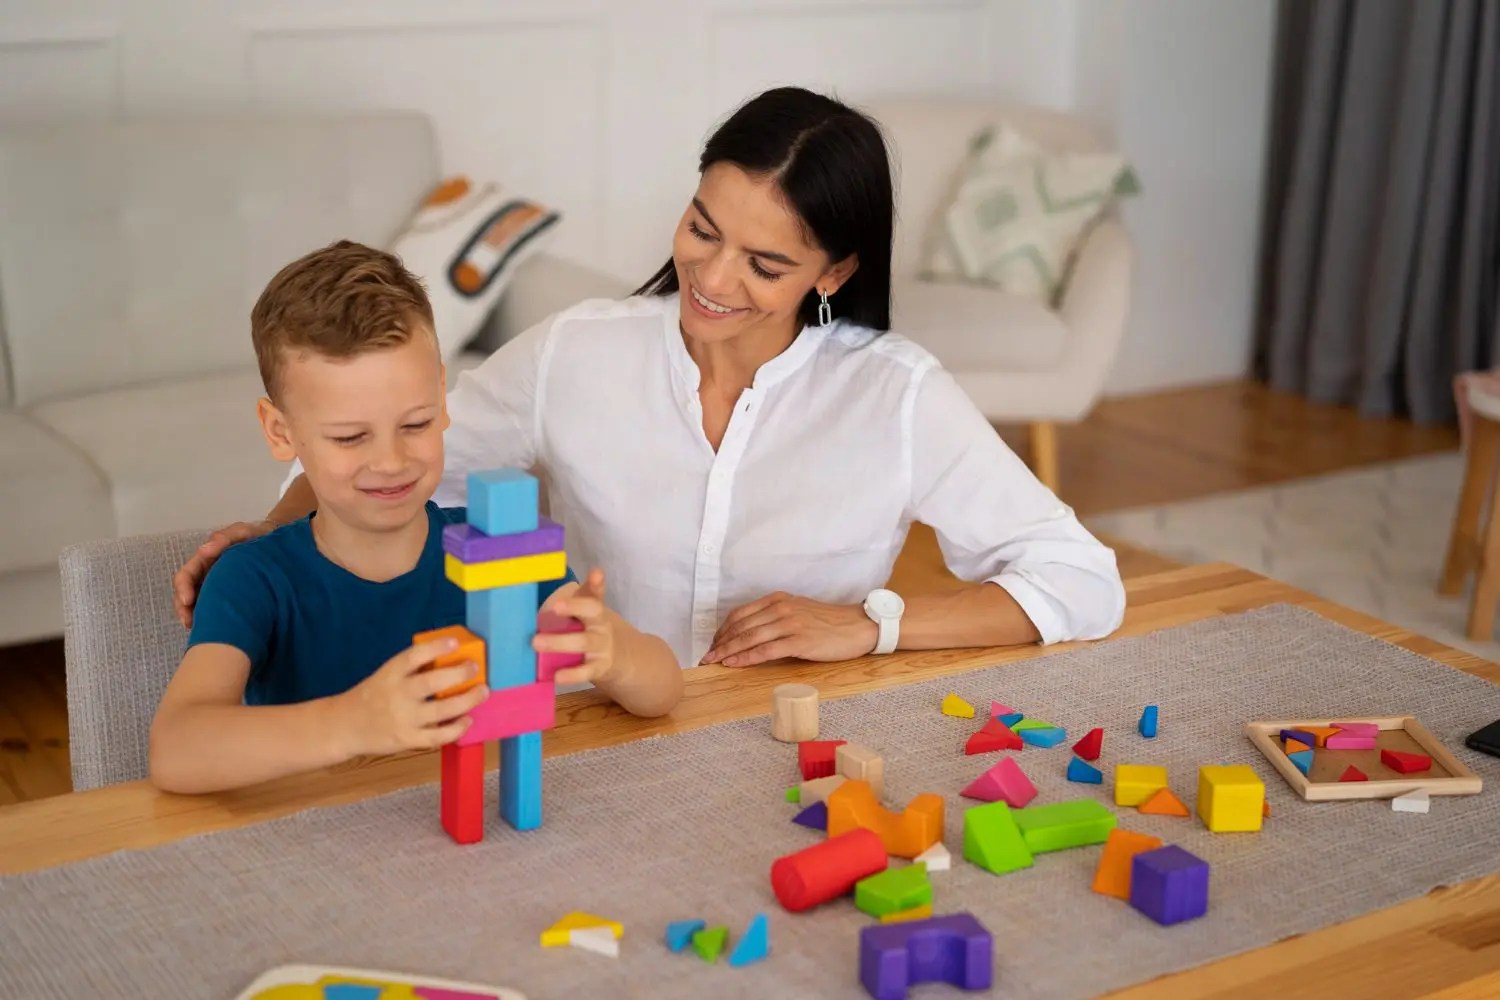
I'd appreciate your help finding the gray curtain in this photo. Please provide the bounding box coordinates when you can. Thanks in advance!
[1255,0,1500,424]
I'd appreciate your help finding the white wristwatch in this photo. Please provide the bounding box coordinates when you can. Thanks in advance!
[862,588,905,655]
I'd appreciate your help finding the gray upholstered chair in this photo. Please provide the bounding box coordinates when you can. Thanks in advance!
[59,528,209,791]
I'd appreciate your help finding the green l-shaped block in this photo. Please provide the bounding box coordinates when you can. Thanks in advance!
[1013,799,1117,853]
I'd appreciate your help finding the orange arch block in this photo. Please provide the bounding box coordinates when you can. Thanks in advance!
[826,779,943,859]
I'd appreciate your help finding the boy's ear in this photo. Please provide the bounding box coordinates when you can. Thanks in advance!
[256,397,298,462]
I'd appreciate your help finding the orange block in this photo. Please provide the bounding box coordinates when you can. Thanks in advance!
[1138,787,1190,817]
[413,624,486,698]
[1282,738,1311,755]
[1303,726,1341,748]
[1091,828,1164,900]
[1263,801,1271,817]
[826,779,943,859]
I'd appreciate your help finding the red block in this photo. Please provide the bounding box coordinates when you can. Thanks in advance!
[1380,749,1432,774]
[1338,765,1368,782]
[1072,727,1104,761]
[770,827,887,912]
[441,741,485,845]
[965,720,1023,755]
[799,739,847,780]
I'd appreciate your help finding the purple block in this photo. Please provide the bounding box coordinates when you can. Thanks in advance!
[792,800,827,830]
[442,517,564,564]
[1279,728,1318,747]
[859,912,992,999]
[1129,844,1209,926]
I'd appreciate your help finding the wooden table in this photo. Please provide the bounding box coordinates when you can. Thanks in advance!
[2,563,1498,999]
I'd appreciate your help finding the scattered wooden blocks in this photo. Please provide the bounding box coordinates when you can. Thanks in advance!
[837,743,886,798]
[1138,705,1159,738]
[1067,757,1104,784]
[1114,764,1168,807]
[1392,789,1431,813]
[858,913,993,999]
[792,801,828,830]
[961,757,1037,807]
[963,801,1035,875]
[1019,726,1068,748]
[799,775,848,806]
[665,919,704,952]
[1338,765,1368,782]
[1381,749,1433,774]
[915,842,951,872]
[1091,828,1164,900]
[728,913,769,967]
[770,828,888,912]
[1072,727,1103,761]
[965,719,1024,755]
[1012,799,1117,853]
[828,779,945,858]
[1129,845,1210,926]
[1138,787,1190,817]
[941,694,975,719]
[798,739,847,780]
[541,912,623,947]
[1196,765,1265,832]
[772,683,820,742]
[855,863,932,918]
[692,926,728,963]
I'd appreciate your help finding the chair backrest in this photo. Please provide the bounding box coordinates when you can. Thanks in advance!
[863,100,1112,279]
[60,528,209,791]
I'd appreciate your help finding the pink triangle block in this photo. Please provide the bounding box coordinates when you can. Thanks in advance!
[1330,721,1379,738]
[960,757,1037,807]
[991,702,1016,718]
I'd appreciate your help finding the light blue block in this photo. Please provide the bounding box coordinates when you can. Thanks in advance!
[1067,757,1103,784]
[1020,726,1067,748]
[996,712,1024,728]
[500,731,543,831]
[665,919,705,953]
[323,987,383,1000]
[1289,749,1313,775]
[1139,705,1159,738]
[467,583,539,689]
[728,913,769,967]
[468,468,539,536]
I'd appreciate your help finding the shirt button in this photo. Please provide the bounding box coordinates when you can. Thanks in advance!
[695,614,712,629]
[702,542,716,555]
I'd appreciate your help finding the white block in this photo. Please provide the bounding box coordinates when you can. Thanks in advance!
[569,926,620,957]
[1391,790,1430,814]
[915,842,951,872]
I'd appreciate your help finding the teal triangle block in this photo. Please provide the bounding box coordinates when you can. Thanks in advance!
[1066,757,1103,784]
[727,912,769,967]
[1288,749,1313,776]
[996,712,1024,728]
[665,918,705,952]
[1020,726,1068,748]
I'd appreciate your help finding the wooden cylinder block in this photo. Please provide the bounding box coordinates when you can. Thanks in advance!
[772,683,820,742]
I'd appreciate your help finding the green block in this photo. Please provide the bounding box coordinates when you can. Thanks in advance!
[854,863,932,918]
[1013,799,1116,853]
[962,801,1035,875]
[1012,718,1057,732]
[786,786,800,803]
[692,926,729,963]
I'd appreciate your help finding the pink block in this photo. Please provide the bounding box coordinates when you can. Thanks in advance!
[991,702,1016,718]
[960,757,1037,807]
[1331,721,1379,738]
[1325,733,1376,750]
[456,681,556,746]
[537,610,585,681]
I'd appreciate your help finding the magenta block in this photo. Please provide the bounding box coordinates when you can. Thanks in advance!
[413,990,500,1000]
[859,912,992,999]
[443,516,564,564]
[455,681,556,747]
[536,611,585,681]
[1332,721,1379,737]
[1325,733,1376,749]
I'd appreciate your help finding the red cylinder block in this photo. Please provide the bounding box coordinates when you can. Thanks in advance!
[771,827,888,912]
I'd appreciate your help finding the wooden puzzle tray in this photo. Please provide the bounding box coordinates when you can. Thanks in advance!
[2,604,1499,1000]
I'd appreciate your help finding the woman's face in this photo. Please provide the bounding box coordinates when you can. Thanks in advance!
[671,162,855,347]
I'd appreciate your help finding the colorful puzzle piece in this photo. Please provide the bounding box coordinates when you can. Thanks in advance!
[1019,726,1068,748]
[1288,749,1313,775]
[995,712,1025,728]
[858,913,993,999]
[915,842,951,872]
[1072,727,1103,761]
[990,702,1016,718]
[941,694,975,718]
[692,926,728,963]
[1338,765,1368,782]
[961,757,1037,807]
[1130,845,1210,925]
[1325,732,1376,750]
[1381,749,1433,774]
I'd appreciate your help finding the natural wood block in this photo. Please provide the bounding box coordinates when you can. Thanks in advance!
[836,743,885,798]
[771,683,819,743]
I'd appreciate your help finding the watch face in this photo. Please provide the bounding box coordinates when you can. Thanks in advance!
[868,590,904,617]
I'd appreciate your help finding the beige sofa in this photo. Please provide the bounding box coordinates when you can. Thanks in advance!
[0,112,628,649]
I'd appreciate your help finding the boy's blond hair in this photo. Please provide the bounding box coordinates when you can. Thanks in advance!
[251,240,436,402]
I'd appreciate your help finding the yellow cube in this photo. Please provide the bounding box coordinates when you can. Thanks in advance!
[1113,764,1168,807]
[1196,764,1265,832]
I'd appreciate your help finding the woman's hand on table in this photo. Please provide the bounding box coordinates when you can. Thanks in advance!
[701,592,878,667]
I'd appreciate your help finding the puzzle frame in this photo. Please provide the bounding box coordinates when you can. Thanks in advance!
[1245,715,1484,801]
[233,962,527,999]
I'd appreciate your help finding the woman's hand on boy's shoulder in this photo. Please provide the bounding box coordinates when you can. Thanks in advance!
[534,569,617,687]
[173,519,278,628]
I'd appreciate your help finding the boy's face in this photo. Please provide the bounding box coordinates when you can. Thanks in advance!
[257,330,448,534]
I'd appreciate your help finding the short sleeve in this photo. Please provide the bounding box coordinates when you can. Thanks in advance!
[186,546,278,670]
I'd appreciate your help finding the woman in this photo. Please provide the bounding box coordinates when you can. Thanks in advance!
[174,86,1125,669]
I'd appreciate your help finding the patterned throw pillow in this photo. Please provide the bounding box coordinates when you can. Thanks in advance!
[390,176,561,360]
[923,124,1139,304]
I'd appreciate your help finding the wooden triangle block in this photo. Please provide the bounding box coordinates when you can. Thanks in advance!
[1380,749,1432,774]
[1072,727,1103,761]
[961,757,1037,807]
[965,720,1023,755]
[1282,738,1311,755]
[941,693,976,718]
[1338,765,1368,782]
[1303,726,1341,747]
[1137,787,1189,817]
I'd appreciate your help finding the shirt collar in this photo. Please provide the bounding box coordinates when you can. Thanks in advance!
[660,292,828,393]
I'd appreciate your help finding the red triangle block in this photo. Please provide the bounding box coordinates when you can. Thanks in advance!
[1072,727,1103,761]
[964,720,1023,755]
[1380,749,1432,774]
[1338,765,1368,782]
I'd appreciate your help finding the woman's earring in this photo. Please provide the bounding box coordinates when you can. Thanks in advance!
[818,288,832,327]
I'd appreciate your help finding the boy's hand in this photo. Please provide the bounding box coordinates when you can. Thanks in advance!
[535,568,616,687]
[332,635,489,757]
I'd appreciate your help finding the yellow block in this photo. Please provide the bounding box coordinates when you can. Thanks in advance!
[879,903,934,924]
[1113,764,1168,807]
[445,550,566,591]
[940,693,975,719]
[540,911,623,947]
[1196,764,1265,833]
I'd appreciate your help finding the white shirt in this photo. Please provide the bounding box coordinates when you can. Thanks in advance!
[425,293,1125,667]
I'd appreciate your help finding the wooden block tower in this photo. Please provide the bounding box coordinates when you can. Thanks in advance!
[419,468,574,844]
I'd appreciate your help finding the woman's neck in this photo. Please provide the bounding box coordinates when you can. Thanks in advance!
[681,317,800,396]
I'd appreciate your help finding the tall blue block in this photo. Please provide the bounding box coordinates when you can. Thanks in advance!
[466,583,539,689]
[500,731,543,830]
[467,469,539,536]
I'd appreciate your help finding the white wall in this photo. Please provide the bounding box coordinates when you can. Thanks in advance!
[0,0,1277,395]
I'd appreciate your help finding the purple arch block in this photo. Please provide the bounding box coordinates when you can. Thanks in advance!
[858,912,992,999]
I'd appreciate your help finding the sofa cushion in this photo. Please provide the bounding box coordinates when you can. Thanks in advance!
[0,411,112,571]
[29,369,288,537]
[891,278,1069,373]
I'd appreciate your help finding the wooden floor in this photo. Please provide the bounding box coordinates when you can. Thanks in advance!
[0,380,1460,806]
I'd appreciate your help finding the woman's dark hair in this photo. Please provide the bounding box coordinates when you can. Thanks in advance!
[634,86,893,332]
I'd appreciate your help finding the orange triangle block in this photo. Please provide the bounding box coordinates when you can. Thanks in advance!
[1137,787,1190,817]
[1282,738,1311,755]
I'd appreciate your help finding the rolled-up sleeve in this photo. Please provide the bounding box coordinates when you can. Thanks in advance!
[906,365,1126,644]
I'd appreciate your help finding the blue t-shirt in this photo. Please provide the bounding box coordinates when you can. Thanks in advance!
[187,502,572,705]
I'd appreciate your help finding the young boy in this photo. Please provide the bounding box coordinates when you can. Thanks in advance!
[149,240,682,794]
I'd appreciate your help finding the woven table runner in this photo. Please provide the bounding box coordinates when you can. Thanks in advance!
[4,604,1500,1000]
